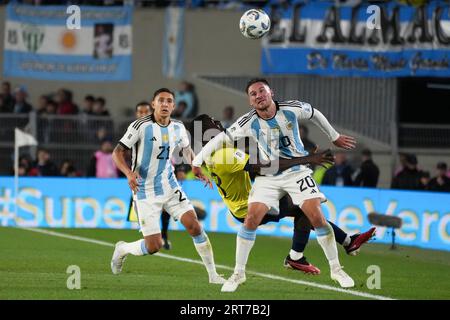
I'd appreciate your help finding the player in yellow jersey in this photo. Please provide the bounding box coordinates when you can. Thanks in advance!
[192,114,376,274]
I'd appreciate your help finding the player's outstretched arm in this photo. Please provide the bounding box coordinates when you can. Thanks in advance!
[112,144,141,192]
[310,109,356,150]
[192,131,229,168]
[246,149,335,174]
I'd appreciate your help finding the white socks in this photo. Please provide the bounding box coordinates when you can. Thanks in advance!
[121,239,148,256]
[289,249,304,260]
[316,222,340,269]
[234,226,256,274]
[343,235,351,247]
[192,230,217,275]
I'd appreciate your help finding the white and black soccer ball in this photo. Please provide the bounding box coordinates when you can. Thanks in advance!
[239,9,271,40]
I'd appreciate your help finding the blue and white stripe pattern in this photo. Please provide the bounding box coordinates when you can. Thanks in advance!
[262,1,450,77]
[238,226,256,241]
[120,118,189,200]
[162,7,185,79]
[3,4,132,81]
[230,100,311,175]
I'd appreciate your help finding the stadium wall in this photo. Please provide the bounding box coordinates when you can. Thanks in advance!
[1,177,449,252]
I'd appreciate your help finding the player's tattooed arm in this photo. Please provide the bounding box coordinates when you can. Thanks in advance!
[246,149,335,174]
[113,143,141,192]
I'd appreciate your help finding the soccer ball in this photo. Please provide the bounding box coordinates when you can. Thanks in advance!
[239,9,271,39]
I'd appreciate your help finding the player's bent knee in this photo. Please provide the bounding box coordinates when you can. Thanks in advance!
[180,210,201,236]
[244,217,258,230]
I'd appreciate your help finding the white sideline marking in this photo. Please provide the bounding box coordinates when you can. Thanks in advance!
[20,227,395,300]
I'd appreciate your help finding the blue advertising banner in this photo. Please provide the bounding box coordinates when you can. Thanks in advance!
[3,4,132,81]
[262,1,450,77]
[0,177,449,251]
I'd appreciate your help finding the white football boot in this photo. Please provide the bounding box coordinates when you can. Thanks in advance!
[221,271,246,292]
[330,265,355,288]
[209,272,226,284]
[111,241,127,275]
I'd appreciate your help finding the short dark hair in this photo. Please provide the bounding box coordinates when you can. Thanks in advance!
[152,88,174,101]
[437,162,447,170]
[96,97,106,106]
[191,114,224,146]
[135,101,151,111]
[245,78,270,94]
[362,148,372,157]
[85,95,95,102]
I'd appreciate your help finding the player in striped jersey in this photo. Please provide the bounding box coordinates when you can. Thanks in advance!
[193,114,375,275]
[127,101,173,250]
[193,79,357,291]
[111,88,225,284]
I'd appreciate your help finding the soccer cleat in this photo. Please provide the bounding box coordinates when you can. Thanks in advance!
[330,266,354,288]
[221,271,246,292]
[162,238,172,250]
[209,273,226,284]
[111,241,127,275]
[345,227,376,256]
[283,255,321,275]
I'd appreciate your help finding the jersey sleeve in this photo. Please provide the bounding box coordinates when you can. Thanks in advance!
[119,122,140,149]
[285,100,314,120]
[179,124,190,149]
[225,113,254,141]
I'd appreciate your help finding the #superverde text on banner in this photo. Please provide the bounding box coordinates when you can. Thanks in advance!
[3,4,132,81]
[0,178,449,251]
[262,1,450,77]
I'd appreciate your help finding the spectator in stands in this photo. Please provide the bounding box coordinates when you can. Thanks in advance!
[13,86,32,113]
[30,148,59,176]
[92,97,110,116]
[0,95,6,113]
[88,139,119,178]
[95,126,113,144]
[44,100,58,115]
[299,124,317,154]
[56,89,78,114]
[82,95,95,115]
[391,153,426,190]
[172,101,187,119]
[60,159,81,177]
[1,81,14,112]
[222,105,235,129]
[14,155,33,176]
[322,152,354,187]
[353,148,380,187]
[175,81,198,118]
[36,95,50,115]
[394,152,408,177]
[427,162,450,192]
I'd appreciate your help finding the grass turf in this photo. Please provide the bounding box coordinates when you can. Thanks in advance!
[0,227,449,300]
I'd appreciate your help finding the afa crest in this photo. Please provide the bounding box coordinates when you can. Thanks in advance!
[286,122,293,130]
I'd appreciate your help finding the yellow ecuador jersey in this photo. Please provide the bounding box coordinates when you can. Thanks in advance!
[205,147,251,219]
[128,197,138,222]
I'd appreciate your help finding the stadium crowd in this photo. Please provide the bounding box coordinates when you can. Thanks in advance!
[3,78,449,192]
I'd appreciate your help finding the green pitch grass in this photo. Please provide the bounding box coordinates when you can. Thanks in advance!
[0,226,449,300]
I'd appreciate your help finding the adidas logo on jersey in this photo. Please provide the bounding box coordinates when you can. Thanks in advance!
[151,137,157,141]
[310,189,317,194]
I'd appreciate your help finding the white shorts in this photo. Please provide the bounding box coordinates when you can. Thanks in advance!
[133,189,194,236]
[248,169,326,214]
